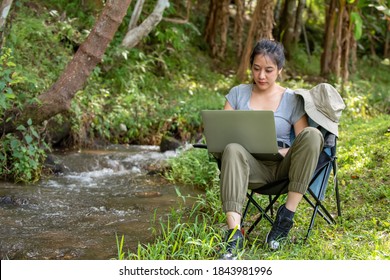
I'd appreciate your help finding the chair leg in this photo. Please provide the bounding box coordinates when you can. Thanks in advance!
[303,194,336,241]
[335,176,342,217]
[269,195,274,217]
[241,191,253,228]
[305,205,319,240]
[303,194,335,224]
[246,194,273,234]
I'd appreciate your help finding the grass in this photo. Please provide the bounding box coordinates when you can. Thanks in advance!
[117,114,390,260]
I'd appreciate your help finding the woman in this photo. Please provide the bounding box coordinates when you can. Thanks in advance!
[220,39,323,259]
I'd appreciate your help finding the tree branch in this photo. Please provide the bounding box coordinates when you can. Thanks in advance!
[121,0,170,48]
[162,0,191,25]
[128,0,145,31]
[0,0,13,30]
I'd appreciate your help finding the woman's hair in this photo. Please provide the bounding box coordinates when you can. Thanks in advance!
[250,39,285,70]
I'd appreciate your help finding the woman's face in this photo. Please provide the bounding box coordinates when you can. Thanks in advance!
[251,54,282,91]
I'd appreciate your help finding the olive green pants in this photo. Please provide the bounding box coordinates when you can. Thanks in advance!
[220,127,324,215]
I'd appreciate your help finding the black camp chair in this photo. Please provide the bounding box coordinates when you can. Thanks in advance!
[194,125,342,241]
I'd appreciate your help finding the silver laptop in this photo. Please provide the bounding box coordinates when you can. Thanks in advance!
[201,110,283,161]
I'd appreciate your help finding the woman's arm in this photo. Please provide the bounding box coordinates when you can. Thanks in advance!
[224,101,234,110]
[294,114,309,136]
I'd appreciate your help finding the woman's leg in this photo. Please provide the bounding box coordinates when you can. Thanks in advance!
[219,143,274,259]
[220,143,275,229]
[266,127,324,248]
[277,127,324,207]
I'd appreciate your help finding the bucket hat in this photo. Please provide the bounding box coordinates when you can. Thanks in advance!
[295,83,345,137]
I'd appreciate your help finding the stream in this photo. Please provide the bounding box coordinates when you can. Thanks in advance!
[0,145,203,260]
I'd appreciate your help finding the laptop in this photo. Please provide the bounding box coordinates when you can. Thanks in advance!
[201,110,283,161]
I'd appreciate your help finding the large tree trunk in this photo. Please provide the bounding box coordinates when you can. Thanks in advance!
[321,0,337,76]
[236,0,274,82]
[321,0,355,82]
[330,0,345,78]
[279,0,297,59]
[204,0,230,58]
[293,0,306,43]
[0,0,132,135]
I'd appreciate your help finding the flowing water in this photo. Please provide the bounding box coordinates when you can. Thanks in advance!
[0,145,203,260]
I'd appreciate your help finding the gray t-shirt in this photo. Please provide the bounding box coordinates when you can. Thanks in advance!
[225,84,305,147]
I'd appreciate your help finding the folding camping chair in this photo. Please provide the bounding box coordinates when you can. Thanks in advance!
[240,127,342,240]
[193,125,342,241]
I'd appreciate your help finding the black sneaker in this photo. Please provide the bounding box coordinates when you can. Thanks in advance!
[265,204,294,250]
[219,228,244,260]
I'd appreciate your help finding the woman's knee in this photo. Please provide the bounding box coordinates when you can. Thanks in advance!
[301,127,323,145]
[223,143,247,157]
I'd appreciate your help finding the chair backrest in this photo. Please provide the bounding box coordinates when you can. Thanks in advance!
[309,144,335,201]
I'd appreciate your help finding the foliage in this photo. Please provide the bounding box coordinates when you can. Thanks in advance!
[0,48,20,113]
[343,57,390,117]
[0,47,49,182]
[284,44,322,79]
[0,119,48,183]
[164,147,219,190]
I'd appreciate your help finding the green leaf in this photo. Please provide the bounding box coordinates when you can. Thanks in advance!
[10,139,19,150]
[351,12,363,40]
[24,135,33,144]
[5,93,15,99]
[0,81,6,91]
[27,118,32,126]
[30,126,39,139]
[16,125,26,131]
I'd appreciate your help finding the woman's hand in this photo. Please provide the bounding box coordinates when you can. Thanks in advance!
[278,148,289,157]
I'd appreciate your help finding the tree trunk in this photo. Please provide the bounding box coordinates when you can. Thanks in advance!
[218,0,230,59]
[274,0,282,31]
[279,0,297,59]
[234,0,245,59]
[204,0,230,58]
[330,0,345,78]
[236,0,274,82]
[204,0,218,53]
[341,3,354,82]
[121,0,169,48]
[0,0,132,135]
[294,0,306,43]
[321,0,356,82]
[321,0,337,76]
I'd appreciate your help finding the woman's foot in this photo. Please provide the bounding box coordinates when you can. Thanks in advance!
[265,204,294,250]
[219,228,244,260]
